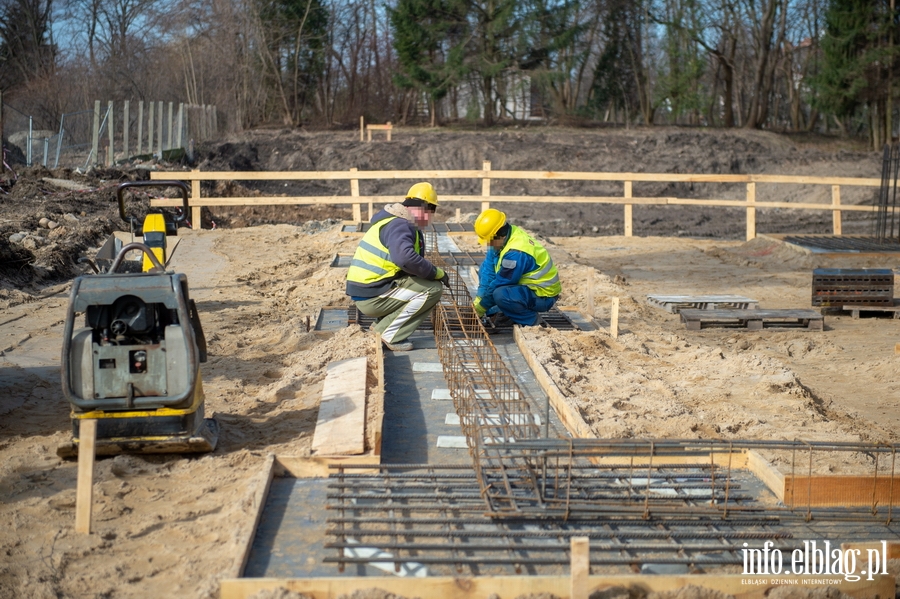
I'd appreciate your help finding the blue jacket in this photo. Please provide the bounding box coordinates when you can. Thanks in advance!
[476,241,540,313]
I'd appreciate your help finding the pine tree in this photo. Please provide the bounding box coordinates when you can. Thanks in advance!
[810,0,900,146]
[389,0,468,125]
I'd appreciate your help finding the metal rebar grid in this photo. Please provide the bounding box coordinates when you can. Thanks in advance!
[324,463,800,574]
[876,143,900,243]
[425,235,900,522]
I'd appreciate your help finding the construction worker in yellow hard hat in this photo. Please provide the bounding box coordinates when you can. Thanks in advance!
[472,208,561,328]
[346,182,450,351]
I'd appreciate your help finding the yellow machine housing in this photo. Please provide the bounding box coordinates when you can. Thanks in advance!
[141,213,168,271]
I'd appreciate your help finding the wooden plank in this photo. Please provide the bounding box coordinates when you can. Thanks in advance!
[784,475,900,507]
[149,169,882,186]
[228,454,275,578]
[311,357,368,456]
[745,450,786,501]
[514,327,594,439]
[220,573,895,599]
[373,335,384,457]
[75,418,97,534]
[275,454,380,478]
[571,537,590,599]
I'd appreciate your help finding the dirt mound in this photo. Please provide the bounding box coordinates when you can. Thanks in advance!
[191,127,880,239]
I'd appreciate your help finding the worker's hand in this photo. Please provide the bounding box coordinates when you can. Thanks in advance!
[435,267,452,288]
[473,296,486,317]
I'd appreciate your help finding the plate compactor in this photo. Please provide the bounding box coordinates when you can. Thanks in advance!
[57,181,218,457]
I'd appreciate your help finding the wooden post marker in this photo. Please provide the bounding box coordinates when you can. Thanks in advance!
[832,184,842,235]
[350,167,361,222]
[746,182,756,241]
[570,536,590,599]
[623,180,633,237]
[359,116,364,142]
[481,160,491,213]
[610,297,619,339]
[75,419,98,534]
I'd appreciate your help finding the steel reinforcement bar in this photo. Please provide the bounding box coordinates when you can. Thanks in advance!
[427,238,900,521]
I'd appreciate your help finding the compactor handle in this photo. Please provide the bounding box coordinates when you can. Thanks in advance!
[109,242,165,273]
[116,180,190,229]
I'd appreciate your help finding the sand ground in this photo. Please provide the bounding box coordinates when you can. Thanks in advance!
[1,222,899,598]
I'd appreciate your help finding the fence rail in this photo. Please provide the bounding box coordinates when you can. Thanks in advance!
[149,162,883,239]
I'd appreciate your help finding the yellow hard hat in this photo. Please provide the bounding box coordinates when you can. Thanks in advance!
[474,208,506,244]
[406,182,438,206]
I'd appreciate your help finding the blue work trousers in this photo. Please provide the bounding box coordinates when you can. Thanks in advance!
[492,285,557,326]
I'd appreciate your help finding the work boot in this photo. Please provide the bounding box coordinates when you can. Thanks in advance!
[382,339,413,352]
[491,313,515,328]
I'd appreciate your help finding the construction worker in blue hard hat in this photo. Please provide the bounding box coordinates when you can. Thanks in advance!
[471,208,561,328]
[346,182,450,351]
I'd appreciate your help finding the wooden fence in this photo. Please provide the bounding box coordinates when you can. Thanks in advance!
[149,161,883,239]
[91,100,217,166]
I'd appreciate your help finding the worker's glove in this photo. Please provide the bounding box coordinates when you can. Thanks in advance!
[435,267,452,288]
[473,296,487,317]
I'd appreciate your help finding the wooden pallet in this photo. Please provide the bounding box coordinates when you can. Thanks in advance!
[681,308,823,331]
[647,294,759,313]
[842,300,900,319]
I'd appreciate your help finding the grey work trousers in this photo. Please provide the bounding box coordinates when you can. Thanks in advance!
[355,276,443,343]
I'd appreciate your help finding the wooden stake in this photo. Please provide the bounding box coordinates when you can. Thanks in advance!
[75,419,98,534]
[570,536,589,599]
[191,169,202,230]
[624,180,633,237]
[107,101,114,166]
[832,184,842,235]
[123,100,129,159]
[137,100,144,155]
[359,116,364,142]
[481,160,491,213]
[746,182,756,241]
[610,297,619,339]
[350,167,361,222]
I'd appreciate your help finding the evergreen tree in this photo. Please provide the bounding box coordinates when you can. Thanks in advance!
[389,0,467,125]
[809,0,900,146]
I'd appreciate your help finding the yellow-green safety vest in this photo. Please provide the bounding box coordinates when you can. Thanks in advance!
[497,226,561,297]
[346,217,420,285]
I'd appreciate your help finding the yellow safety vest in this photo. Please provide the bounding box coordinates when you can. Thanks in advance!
[497,226,561,297]
[346,217,420,285]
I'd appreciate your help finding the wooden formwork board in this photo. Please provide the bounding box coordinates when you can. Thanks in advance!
[220,573,895,599]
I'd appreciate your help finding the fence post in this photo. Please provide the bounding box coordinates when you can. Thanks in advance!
[360,116,364,142]
[107,101,114,166]
[481,160,491,213]
[157,102,164,153]
[91,101,100,167]
[123,100,130,159]
[137,101,144,156]
[746,182,756,241]
[147,102,156,156]
[350,167,361,222]
[623,180,633,237]
[176,103,184,149]
[832,185,842,235]
[167,102,174,151]
[191,169,201,230]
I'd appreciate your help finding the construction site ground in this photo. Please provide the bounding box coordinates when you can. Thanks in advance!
[2,127,900,598]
